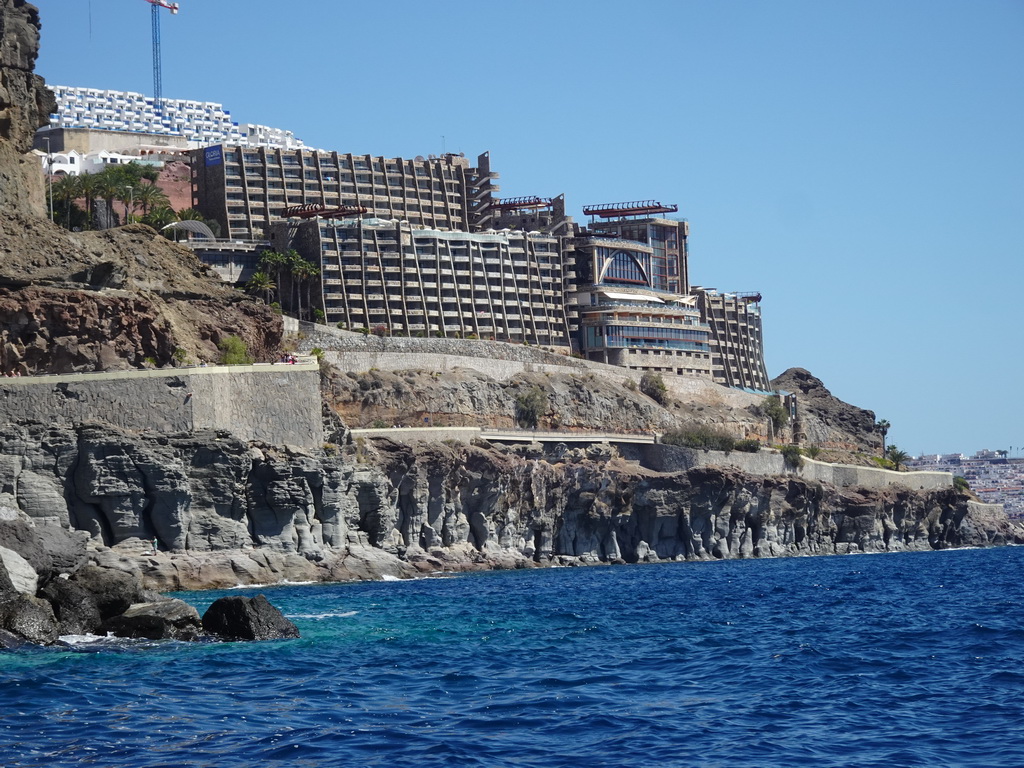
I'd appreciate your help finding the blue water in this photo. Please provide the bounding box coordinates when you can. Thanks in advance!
[3,547,1024,767]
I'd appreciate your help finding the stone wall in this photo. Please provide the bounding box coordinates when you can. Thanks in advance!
[0,363,322,448]
[642,444,952,491]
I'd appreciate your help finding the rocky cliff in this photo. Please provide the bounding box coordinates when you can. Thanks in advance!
[772,367,880,455]
[0,2,281,374]
[0,420,1018,592]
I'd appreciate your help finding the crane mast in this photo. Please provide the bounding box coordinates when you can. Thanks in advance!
[144,0,179,113]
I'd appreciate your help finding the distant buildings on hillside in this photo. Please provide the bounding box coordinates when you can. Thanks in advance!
[909,451,1024,518]
[37,86,305,153]
[34,85,771,392]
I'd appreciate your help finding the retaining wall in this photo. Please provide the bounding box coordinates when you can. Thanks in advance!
[0,363,323,448]
[641,444,952,491]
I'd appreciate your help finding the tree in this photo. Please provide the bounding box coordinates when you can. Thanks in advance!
[133,182,169,216]
[639,371,668,405]
[144,205,177,231]
[760,395,789,435]
[51,174,83,229]
[886,445,910,471]
[258,250,292,311]
[246,271,275,305]
[876,419,890,456]
[91,170,126,229]
[176,207,205,221]
[515,386,547,429]
[217,335,253,365]
[76,172,98,229]
[291,255,320,320]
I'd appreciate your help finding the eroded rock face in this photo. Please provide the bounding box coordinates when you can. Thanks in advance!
[0,0,53,217]
[0,419,1021,593]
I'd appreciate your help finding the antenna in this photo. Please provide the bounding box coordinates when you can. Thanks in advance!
[144,1,179,113]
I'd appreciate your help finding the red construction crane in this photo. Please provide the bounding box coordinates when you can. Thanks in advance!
[144,0,179,112]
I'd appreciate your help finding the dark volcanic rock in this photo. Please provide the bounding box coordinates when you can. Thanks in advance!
[101,599,203,641]
[69,565,148,620]
[202,594,300,641]
[39,577,102,635]
[0,591,58,645]
[771,367,879,452]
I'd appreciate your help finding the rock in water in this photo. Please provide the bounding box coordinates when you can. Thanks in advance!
[202,595,300,640]
[100,599,203,641]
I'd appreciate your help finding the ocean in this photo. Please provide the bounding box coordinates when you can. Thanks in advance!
[2,547,1023,767]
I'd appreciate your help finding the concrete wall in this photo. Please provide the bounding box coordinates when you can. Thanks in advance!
[0,363,323,448]
[642,444,952,491]
[350,427,483,445]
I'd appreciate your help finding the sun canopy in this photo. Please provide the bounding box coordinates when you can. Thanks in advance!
[600,291,663,303]
[162,220,216,240]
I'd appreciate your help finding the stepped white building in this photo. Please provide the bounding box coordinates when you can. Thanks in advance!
[43,86,304,150]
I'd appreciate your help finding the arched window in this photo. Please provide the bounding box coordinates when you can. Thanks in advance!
[599,248,651,285]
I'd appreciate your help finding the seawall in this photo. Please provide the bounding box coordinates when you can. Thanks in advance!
[0,362,323,448]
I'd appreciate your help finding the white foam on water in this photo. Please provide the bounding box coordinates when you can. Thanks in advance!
[288,610,358,620]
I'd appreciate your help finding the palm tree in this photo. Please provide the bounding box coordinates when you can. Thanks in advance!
[51,174,81,228]
[258,250,292,312]
[176,207,205,221]
[92,171,125,229]
[886,445,910,471]
[76,172,98,230]
[876,419,891,456]
[246,271,275,305]
[144,205,177,231]
[134,182,169,216]
[290,254,320,320]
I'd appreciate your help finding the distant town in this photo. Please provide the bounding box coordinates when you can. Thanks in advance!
[909,451,1024,518]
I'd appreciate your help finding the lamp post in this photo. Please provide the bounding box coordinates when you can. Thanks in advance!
[43,137,53,222]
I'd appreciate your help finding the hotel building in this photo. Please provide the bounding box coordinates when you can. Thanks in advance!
[271,217,571,347]
[191,146,499,241]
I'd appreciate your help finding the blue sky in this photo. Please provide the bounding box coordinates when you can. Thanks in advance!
[35,0,1023,456]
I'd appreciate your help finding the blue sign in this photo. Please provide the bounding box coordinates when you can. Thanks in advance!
[204,146,223,166]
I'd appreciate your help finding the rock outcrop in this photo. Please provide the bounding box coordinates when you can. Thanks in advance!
[771,367,880,453]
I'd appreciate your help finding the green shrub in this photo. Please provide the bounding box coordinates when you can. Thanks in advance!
[639,371,668,405]
[953,475,970,491]
[780,444,803,469]
[735,439,761,453]
[371,419,388,429]
[171,347,188,366]
[760,395,789,432]
[662,426,736,452]
[311,347,325,362]
[218,335,253,365]
[802,445,821,459]
[515,386,547,429]
[624,378,638,392]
